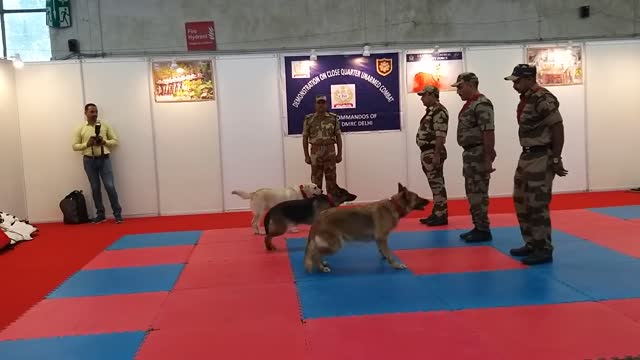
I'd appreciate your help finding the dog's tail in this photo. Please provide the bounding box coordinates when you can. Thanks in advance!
[231,190,253,200]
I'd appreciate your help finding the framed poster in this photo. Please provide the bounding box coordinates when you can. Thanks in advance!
[526,46,583,86]
[283,52,401,135]
[406,50,464,93]
[152,60,215,102]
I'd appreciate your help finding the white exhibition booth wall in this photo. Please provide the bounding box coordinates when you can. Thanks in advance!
[0,40,639,223]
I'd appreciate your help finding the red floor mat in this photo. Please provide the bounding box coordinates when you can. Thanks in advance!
[395,246,527,275]
[0,292,168,341]
[452,301,640,360]
[304,311,505,360]
[600,298,640,323]
[151,284,301,330]
[1,190,638,332]
[83,245,194,270]
[136,323,308,360]
[174,253,294,290]
[552,209,640,258]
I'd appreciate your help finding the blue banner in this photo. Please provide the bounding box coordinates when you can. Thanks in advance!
[283,53,401,135]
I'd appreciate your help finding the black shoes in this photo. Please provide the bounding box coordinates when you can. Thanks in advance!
[510,245,533,257]
[510,245,553,265]
[459,228,492,242]
[419,214,448,227]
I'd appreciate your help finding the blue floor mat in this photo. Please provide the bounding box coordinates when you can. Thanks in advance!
[47,264,184,298]
[418,269,591,310]
[296,275,449,319]
[288,226,640,319]
[107,230,203,250]
[0,331,146,360]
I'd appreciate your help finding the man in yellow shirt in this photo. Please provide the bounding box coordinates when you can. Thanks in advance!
[72,103,123,224]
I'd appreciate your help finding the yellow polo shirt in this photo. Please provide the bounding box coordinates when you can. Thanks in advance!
[72,120,119,156]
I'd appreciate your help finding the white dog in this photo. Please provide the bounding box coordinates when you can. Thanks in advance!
[232,183,322,234]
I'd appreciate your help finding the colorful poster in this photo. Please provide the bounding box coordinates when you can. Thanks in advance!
[152,60,215,103]
[406,51,464,93]
[283,52,401,135]
[526,46,583,86]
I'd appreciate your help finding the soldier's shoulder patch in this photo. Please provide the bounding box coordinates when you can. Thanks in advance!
[328,112,339,118]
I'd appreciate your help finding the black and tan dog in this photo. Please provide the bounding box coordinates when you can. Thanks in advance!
[304,183,429,273]
[262,186,357,251]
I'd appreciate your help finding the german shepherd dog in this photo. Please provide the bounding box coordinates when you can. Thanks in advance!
[262,185,357,251]
[304,183,429,273]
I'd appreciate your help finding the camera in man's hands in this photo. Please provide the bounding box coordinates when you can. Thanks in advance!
[92,122,104,145]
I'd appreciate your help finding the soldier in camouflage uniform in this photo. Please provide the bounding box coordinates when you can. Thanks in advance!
[451,72,496,242]
[416,85,449,226]
[505,64,568,265]
[302,95,343,193]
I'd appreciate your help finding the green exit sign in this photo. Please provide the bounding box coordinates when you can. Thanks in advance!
[46,0,72,28]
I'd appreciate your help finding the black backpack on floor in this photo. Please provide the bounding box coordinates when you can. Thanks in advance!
[59,190,90,224]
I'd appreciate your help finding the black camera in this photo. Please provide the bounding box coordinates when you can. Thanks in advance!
[94,122,102,145]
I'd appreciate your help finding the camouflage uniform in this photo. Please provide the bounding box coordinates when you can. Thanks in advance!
[302,100,341,193]
[416,85,449,225]
[452,73,495,241]
[505,64,564,265]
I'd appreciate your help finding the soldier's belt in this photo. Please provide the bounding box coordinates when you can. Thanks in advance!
[310,142,335,146]
[419,144,436,151]
[462,143,483,151]
[522,145,551,153]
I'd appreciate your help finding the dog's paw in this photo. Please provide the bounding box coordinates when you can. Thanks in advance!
[394,263,408,270]
[321,266,332,273]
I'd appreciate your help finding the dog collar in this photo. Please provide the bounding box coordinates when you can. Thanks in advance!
[299,185,308,199]
[390,198,407,217]
[327,194,335,206]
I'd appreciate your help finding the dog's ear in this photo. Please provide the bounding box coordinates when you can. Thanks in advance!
[397,183,407,193]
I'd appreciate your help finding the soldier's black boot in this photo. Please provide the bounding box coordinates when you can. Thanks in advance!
[419,214,436,224]
[510,245,534,257]
[461,229,492,242]
[521,249,553,265]
[459,228,476,239]
[426,215,448,226]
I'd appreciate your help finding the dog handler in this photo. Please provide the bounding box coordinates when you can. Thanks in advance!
[302,95,343,194]
[451,72,496,242]
[415,85,449,226]
[504,64,568,265]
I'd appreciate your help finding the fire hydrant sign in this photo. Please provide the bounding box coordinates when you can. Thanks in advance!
[185,21,217,51]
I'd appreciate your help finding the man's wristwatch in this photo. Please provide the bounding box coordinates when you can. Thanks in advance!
[552,157,561,164]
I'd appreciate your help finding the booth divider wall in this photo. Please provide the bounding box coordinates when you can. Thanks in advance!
[585,40,640,191]
[15,61,88,223]
[217,54,285,211]
[80,58,159,218]
[0,60,27,220]
[150,57,223,216]
[8,39,639,222]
